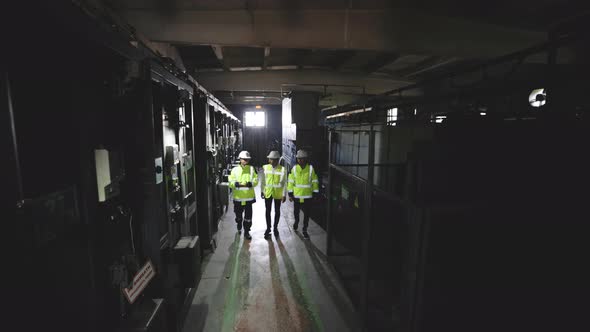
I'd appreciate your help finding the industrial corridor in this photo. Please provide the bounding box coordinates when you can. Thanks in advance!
[182,187,359,332]
[5,1,590,332]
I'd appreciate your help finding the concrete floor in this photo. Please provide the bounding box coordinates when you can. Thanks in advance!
[182,187,361,332]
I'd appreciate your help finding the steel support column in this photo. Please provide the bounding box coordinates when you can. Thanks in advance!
[326,129,334,256]
[4,74,24,206]
[359,125,375,330]
[139,60,165,269]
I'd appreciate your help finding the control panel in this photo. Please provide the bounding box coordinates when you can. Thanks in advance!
[95,148,124,202]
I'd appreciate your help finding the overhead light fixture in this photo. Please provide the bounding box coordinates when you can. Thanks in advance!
[255,105,262,109]
[268,65,298,70]
[230,66,263,72]
[326,107,372,119]
[529,88,546,107]
[434,115,446,123]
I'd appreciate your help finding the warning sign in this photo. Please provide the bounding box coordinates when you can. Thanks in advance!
[123,260,155,304]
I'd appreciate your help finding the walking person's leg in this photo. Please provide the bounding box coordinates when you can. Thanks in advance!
[293,199,301,230]
[243,202,253,239]
[234,202,244,232]
[273,199,281,234]
[264,198,273,238]
[302,199,311,238]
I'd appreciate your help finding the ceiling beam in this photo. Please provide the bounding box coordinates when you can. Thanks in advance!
[211,45,230,71]
[396,56,459,78]
[211,89,370,107]
[262,46,271,70]
[331,50,357,70]
[364,52,399,73]
[295,49,313,69]
[119,9,545,58]
[193,69,416,96]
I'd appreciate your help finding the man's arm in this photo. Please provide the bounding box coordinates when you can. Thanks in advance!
[312,168,319,194]
[287,167,295,201]
[282,167,288,197]
[259,168,266,191]
[287,167,294,194]
[259,168,265,198]
[251,167,259,187]
[228,168,237,189]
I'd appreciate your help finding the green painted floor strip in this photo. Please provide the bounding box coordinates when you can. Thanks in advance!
[277,240,325,332]
[221,239,242,332]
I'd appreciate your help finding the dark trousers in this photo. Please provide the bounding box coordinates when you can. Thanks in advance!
[234,201,253,231]
[293,199,311,231]
[265,198,282,230]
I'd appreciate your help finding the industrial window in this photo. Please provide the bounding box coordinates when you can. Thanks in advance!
[244,111,265,127]
[387,108,398,126]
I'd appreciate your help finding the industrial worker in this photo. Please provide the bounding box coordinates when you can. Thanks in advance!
[287,149,319,239]
[228,151,259,240]
[260,151,287,239]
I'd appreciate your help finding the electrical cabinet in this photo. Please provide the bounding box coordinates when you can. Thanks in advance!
[173,236,201,288]
[165,144,180,180]
[115,299,167,332]
[6,2,239,331]
[95,148,124,202]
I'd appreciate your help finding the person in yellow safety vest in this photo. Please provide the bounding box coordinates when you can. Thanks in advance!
[260,151,287,239]
[287,149,319,239]
[228,150,259,240]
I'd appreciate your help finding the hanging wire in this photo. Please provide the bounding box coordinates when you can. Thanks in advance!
[129,212,135,255]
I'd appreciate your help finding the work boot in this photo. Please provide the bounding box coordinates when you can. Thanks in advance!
[264,229,271,239]
[302,230,310,239]
[273,228,279,236]
[243,220,252,240]
[293,222,299,231]
[236,219,243,233]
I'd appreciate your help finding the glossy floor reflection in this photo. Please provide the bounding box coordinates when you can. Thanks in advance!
[182,187,360,332]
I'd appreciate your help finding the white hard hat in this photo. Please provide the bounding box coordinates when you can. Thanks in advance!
[266,151,281,159]
[296,150,309,158]
[238,151,251,159]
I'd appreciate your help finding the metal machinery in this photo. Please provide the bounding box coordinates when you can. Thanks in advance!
[4,1,238,331]
[322,26,590,331]
[192,80,241,251]
[282,92,329,228]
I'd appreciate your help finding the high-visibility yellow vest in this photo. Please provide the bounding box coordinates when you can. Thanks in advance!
[228,165,258,204]
[261,164,286,199]
[287,164,319,201]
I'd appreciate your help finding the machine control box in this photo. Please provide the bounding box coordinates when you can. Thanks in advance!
[95,149,123,202]
[173,236,201,288]
[165,145,180,180]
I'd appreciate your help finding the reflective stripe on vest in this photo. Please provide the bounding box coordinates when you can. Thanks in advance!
[231,165,256,201]
[293,164,313,184]
[292,164,315,199]
[234,197,255,202]
[262,164,285,198]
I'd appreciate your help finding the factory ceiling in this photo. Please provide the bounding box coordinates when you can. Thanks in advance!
[106,0,588,106]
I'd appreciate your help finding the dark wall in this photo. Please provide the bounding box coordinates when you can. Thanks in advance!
[230,104,282,167]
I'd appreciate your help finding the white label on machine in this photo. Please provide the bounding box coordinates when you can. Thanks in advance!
[123,260,156,304]
[155,157,163,184]
[95,149,111,202]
